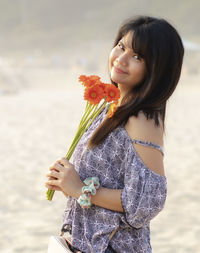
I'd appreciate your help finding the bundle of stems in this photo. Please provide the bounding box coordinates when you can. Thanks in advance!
[46,101,107,200]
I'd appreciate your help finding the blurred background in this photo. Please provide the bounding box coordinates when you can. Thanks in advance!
[0,0,199,252]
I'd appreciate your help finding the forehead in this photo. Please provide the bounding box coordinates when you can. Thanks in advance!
[120,31,134,50]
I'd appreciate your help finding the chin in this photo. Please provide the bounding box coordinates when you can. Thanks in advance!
[110,75,118,83]
[111,74,126,86]
[110,71,120,82]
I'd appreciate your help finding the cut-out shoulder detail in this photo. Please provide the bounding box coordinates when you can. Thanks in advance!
[132,139,164,156]
[125,112,164,147]
[121,126,165,177]
[132,142,166,178]
[122,125,164,156]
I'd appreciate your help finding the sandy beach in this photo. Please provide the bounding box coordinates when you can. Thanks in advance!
[0,68,200,253]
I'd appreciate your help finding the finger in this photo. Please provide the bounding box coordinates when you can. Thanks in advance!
[56,157,66,165]
[46,170,60,179]
[45,183,61,191]
[59,157,70,167]
[46,178,59,186]
[46,175,57,180]
[49,163,64,172]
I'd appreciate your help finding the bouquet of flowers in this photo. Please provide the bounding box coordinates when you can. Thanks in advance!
[46,75,120,200]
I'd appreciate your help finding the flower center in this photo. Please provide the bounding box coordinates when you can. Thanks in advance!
[110,91,114,97]
[91,92,97,98]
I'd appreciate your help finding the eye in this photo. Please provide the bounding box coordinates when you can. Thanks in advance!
[118,42,124,50]
[133,54,141,60]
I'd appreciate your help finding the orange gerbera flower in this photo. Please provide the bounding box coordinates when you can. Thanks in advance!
[104,84,120,102]
[79,75,88,83]
[84,84,105,105]
[79,75,101,88]
[107,101,118,118]
[98,82,107,96]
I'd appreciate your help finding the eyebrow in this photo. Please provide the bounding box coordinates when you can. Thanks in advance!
[119,41,138,55]
[119,40,133,50]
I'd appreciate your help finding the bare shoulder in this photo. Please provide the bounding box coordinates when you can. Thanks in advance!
[124,111,165,177]
[125,111,164,146]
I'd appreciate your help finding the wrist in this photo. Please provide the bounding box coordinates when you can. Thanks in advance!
[77,177,100,208]
[75,182,85,199]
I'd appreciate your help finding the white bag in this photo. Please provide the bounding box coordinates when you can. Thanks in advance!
[47,227,118,253]
[47,235,73,253]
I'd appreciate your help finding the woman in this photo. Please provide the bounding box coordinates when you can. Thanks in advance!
[46,16,184,253]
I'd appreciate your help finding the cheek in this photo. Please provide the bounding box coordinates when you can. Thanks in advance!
[109,51,114,69]
[109,48,118,68]
[130,62,146,81]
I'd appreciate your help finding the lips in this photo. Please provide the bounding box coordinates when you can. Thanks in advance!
[113,66,128,74]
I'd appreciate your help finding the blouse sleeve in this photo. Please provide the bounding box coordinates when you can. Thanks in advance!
[121,145,167,229]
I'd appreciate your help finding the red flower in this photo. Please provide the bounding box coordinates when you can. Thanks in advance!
[79,75,101,88]
[84,84,105,105]
[98,82,107,96]
[79,75,88,83]
[79,74,120,105]
[107,101,118,118]
[104,84,120,102]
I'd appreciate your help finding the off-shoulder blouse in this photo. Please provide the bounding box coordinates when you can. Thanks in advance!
[62,108,167,253]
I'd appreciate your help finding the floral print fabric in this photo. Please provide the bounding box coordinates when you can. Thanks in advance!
[62,108,167,253]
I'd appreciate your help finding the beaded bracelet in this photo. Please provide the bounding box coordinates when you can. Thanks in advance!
[77,177,100,208]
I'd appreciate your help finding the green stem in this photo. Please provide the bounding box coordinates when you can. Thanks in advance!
[78,104,96,130]
[66,101,107,159]
[66,114,91,156]
[65,130,85,159]
[46,188,55,201]
[85,101,107,129]
[77,101,90,130]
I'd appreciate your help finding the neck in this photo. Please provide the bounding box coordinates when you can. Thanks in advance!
[118,85,130,106]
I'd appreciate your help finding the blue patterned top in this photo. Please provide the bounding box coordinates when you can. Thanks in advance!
[62,108,167,253]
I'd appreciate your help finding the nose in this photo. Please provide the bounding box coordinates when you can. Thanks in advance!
[116,52,128,66]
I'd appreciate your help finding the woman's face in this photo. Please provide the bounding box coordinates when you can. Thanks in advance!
[109,31,146,96]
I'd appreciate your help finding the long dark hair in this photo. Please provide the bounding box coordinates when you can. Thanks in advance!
[88,16,184,148]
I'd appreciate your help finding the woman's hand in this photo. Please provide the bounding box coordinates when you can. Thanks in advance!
[45,157,84,199]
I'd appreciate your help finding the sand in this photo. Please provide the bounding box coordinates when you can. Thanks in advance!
[0,68,199,253]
